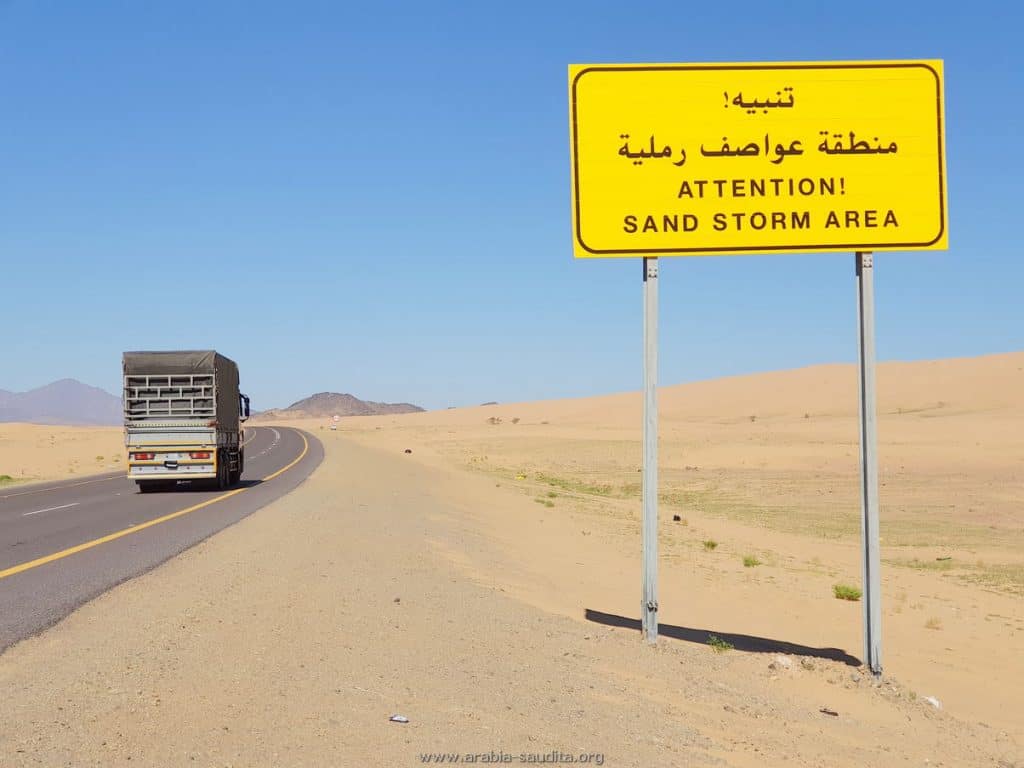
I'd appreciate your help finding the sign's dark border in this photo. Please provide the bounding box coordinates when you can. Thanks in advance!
[570,63,946,255]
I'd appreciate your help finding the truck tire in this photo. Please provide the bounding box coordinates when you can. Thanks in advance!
[215,452,229,491]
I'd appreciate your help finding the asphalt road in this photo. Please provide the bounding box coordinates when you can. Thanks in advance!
[0,425,323,652]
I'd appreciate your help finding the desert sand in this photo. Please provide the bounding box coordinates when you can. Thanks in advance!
[0,423,123,486]
[1,352,1022,765]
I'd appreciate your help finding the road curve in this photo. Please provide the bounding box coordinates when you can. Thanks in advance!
[0,425,323,652]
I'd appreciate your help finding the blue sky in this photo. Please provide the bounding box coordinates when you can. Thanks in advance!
[1,1,1020,410]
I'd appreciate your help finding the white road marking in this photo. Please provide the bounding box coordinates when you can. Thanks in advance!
[249,428,281,459]
[240,427,260,448]
[22,502,81,517]
[0,475,121,501]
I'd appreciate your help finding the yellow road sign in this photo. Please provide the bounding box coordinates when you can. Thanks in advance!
[569,61,947,257]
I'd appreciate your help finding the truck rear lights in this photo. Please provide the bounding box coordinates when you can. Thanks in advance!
[189,451,211,459]
[132,452,155,461]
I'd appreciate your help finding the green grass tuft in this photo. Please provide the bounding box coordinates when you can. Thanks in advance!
[833,584,862,601]
[707,635,733,652]
[742,555,761,568]
[534,472,615,497]
[703,540,718,551]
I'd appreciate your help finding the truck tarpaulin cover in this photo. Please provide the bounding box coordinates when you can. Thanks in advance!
[123,350,240,430]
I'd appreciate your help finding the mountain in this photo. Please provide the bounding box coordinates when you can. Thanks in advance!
[0,379,122,426]
[257,392,425,420]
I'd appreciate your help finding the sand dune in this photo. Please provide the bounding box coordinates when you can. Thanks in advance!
[336,352,1024,542]
[375,350,1024,427]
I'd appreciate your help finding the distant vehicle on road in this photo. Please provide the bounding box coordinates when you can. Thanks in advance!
[123,351,250,493]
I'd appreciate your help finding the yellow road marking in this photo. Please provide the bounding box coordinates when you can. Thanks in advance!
[0,489,243,580]
[262,431,309,481]
[0,428,311,582]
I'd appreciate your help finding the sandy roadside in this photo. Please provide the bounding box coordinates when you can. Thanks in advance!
[316,420,1024,742]
[0,431,1018,767]
[255,354,1023,742]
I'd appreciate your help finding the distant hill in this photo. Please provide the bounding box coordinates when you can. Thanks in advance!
[256,392,425,420]
[0,379,122,426]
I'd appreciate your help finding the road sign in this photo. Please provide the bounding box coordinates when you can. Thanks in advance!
[567,62,942,670]
[569,61,947,257]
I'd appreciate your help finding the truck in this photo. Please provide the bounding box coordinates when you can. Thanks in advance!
[123,351,250,493]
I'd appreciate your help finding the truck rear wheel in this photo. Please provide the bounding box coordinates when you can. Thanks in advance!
[228,449,242,485]
[215,452,229,491]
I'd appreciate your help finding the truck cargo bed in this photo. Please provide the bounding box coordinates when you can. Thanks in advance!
[122,350,248,491]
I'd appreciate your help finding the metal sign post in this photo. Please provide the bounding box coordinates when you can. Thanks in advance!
[642,257,659,643]
[856,251,883,674]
